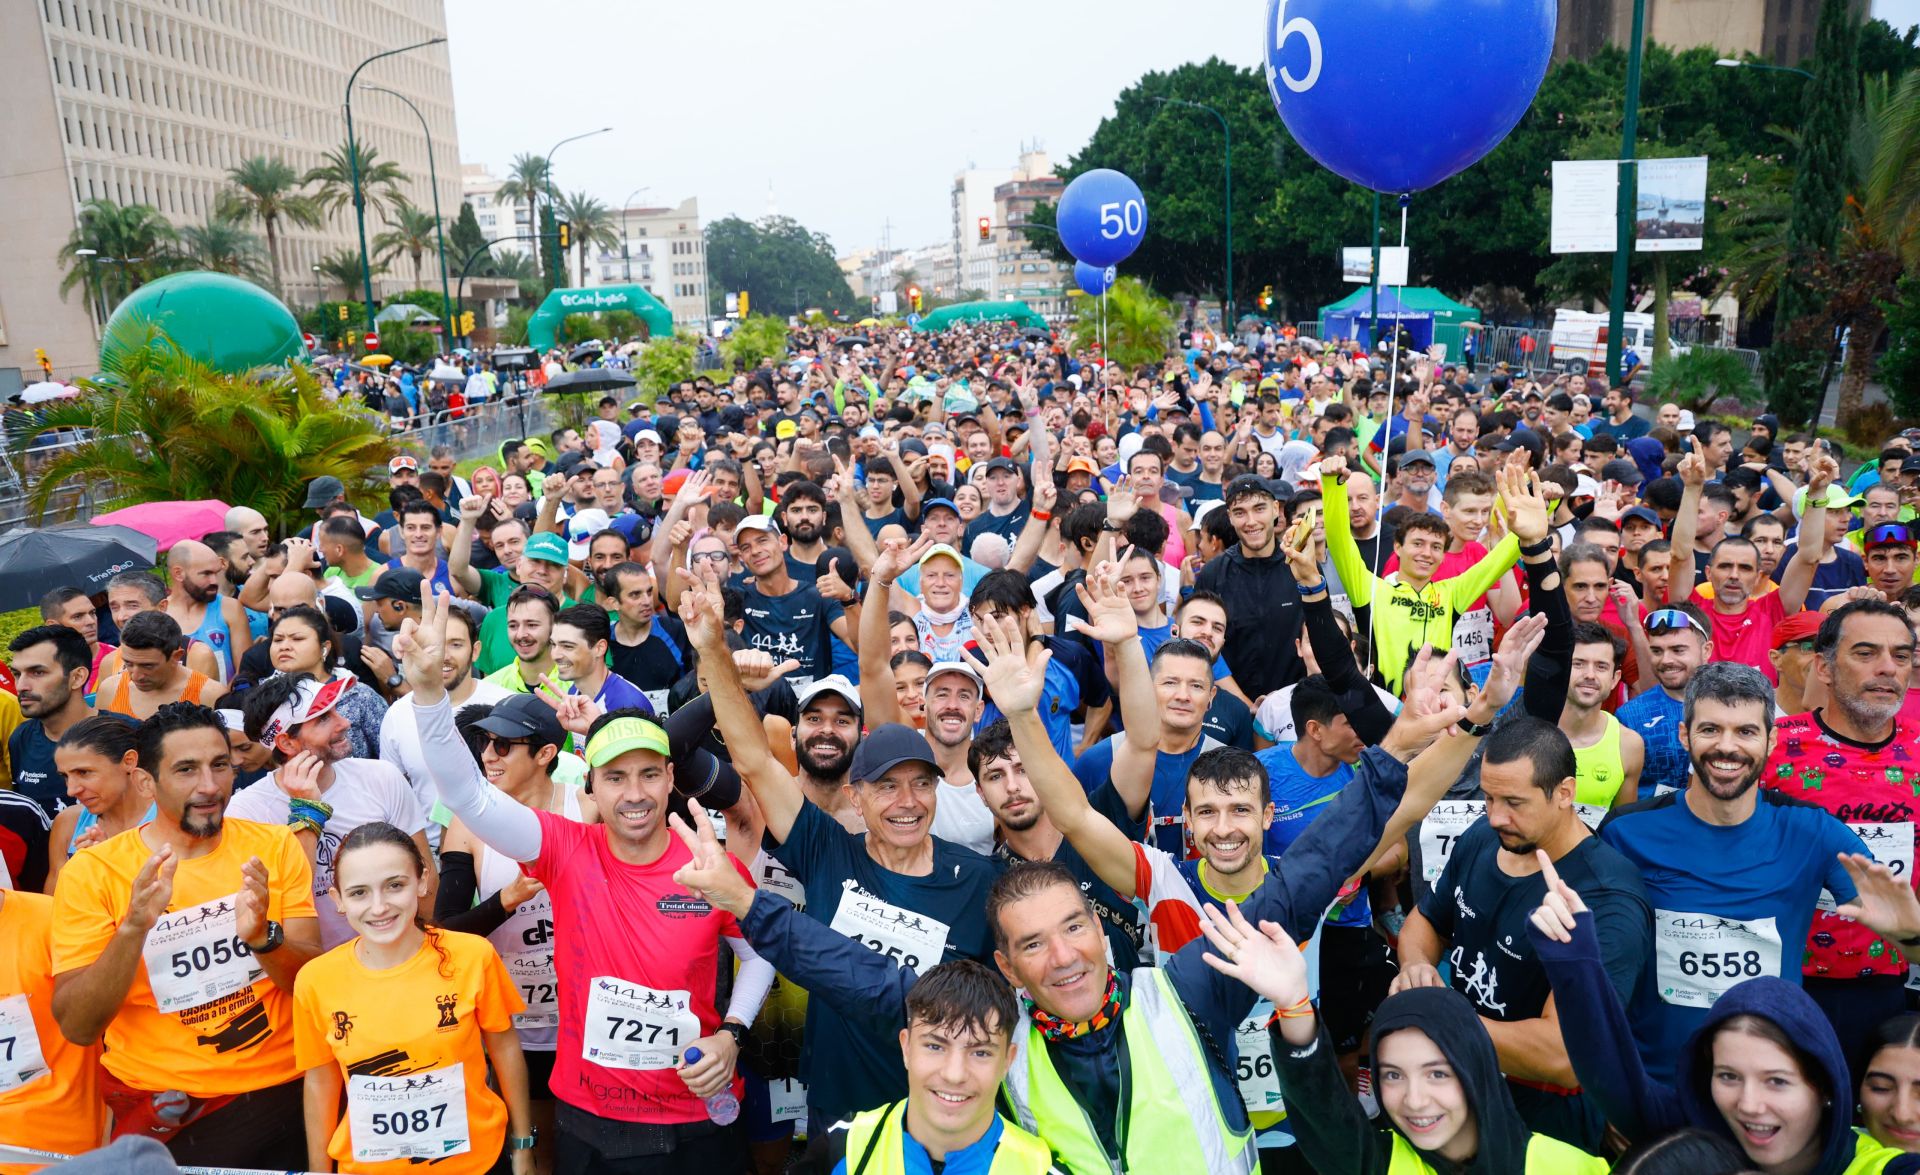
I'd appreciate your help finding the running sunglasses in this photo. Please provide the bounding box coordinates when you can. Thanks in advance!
[1865,524,1915,546]
[476,734,532,756]
[1643,608,1708,638]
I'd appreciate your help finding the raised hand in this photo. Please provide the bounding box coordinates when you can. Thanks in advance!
[1807,452,1840,497]
[974,609,1051,716]
[1281,507,1322,586]
[677,575,730,652]
[1033,477,1058,515]
[1105,477,1139,525]
[815,558,857,604]
[1066,561,1138,646]
[1528,850,1590,943]
[1319,454,1349,481]
[282,536,317,572]
[667,806,753,919]
[1677,438,1710,487]
[1196,900,1310,1011]
[122,846,177,937]
[1832,852,1920,945]
[236,855,271,948]
[533,680,603,736]
[1498,465,1551,545]
[1380,646,1468,762]
[1478,612,1548,719]
[871,533,934,587]
[732,649,800,693]
[458,494,487,524]
[394,588,452,702]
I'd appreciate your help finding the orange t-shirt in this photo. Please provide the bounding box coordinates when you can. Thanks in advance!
[50,820,316,1096]
[294,930,522,1174]
[0,891,107,1166]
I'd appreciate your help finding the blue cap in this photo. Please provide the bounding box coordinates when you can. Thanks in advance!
[850,723,939,785]
[1621,505,1662,528]
[921,497,960,517]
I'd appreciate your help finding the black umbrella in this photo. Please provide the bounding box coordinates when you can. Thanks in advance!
[834,334,873,348]
[1021,326,1053,341]
[568,342,605,363]
[543,368,638,396]
[0,523,157,612]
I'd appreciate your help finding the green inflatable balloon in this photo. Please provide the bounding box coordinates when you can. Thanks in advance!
[100,271,308,374]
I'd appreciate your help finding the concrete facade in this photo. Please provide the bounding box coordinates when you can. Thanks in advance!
[0,0,460,386]
[1554,0,1863,63]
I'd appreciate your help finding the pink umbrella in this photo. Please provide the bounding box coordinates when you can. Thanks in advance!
[92,499,233,551]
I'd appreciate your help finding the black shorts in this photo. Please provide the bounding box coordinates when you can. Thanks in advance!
[1316,923,1397,1054]
[524,1047,557,1100]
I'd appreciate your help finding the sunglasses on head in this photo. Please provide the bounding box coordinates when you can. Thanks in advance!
[1643,608,1708,638]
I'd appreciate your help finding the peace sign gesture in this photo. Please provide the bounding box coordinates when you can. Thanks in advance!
[667,807,753,918]
[1527,850,1590,943]
[395,588,453,704]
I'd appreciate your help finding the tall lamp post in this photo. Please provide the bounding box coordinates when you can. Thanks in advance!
[620,185,652,283]
[1152,96,1233,327]
[542,128,612,288]
[1603,0,1647,387]
[364,85,454,344]
[345,37,445,335]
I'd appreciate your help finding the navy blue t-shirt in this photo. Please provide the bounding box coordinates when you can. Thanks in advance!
[1777,544,1867,610]
[739,581,845,679]
[964,504,1029,549]
[9,720,65,819]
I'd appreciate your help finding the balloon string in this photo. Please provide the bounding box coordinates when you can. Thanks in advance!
[1363,195,1414,681]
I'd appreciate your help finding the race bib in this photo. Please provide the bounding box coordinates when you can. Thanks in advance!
[643,688,670,718]
[1819,823,1913,913]
[1453,608,1494,668]
[141,893,262,1014]
[0,850,13,891]
[0,993,49,1092]
[1574,803,1609,831]
[757,856,806,911]
[1234,999,1284,1114]
[348,1062,470,1163]
[769,1077,808,1123]
[582,978,699,1070]
[504,952,558,1032]
[828,883,950,972]
[1418,802,1486,886]
[1654,910,1781,1009]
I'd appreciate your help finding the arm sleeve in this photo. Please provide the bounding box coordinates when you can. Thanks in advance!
[415,694,543,862]
[1242,747,1408,942]
[664,694,744,809]
[738,889,913,1040]
[1320,474,1375,611]
[1518,554,1573,726]
[1301,590,1394,745]
[432,851,515,937]
[1272,1023,1394,1175]
[723,933,776,1028]
[1527,909,1689,1142]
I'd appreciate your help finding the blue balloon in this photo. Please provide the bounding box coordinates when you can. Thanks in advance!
[1074,261,1117,296]
[1263,0,1555,193]
[1055,169,1148,267]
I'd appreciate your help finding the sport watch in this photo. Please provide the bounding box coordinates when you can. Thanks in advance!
[250,919,285,955]
[507,1130,538,1151]
[716,1021,748,1048]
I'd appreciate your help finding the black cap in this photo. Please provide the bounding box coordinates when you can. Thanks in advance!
[1902,456,1920,475]
[473,694,566,750]
[303,475,344,508]
[982,456,1020,475]
[1494,429,1545,457]
[353,567,425,605]
[556,451,589,475]
[1601,458,1644,486]
[849,722,937,785]
[1223,474,1279,506]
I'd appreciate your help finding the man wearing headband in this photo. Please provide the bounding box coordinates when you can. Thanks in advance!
[398,591,774,1170]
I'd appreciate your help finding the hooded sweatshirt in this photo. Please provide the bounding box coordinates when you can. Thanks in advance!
[1531,909,1920,1175]
[1276,986,1594,1174]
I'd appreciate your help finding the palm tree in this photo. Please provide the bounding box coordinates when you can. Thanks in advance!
[557,189,620,287]
[496,153,552,275]
[57,200,178,320]
[371,201,441,288]
[1069,276,1173,366]
[221,156,325,296]
[1826,71,1920,422]
[477,248,540,299]
[303,139,409,227]
[175,211,269,281]
[15,317,399,533]
[314,248,383,299]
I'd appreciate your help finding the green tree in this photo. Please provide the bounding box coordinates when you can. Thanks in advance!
[704,215,857,317]
[303,139,409,227]
[14,318,398,532]
[448,200,487,266]
[313,248,385,300]
[371,201,441,288]
[1644,347,1760,411]
[719,315,790,369]
[475,249,541,298]
[221,155,325,296]
[1882,273,1920,417]
[556,190,620,288]
[57,201,179,320]
[1069,277,1173,366]
[632,332,698,401]
[1763,0,1863,421]
[496,153,552,277]
[175,211,268,281]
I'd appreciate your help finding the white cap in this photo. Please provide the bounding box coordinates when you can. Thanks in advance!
[796,674,861,714]
[926,660,984,694]
[567,508,613,560]
[1191,499,1226,529]
[1676,409,1697,432]
[735,514,780,536]
[1572,475,1602,500]
[635,429,662,445]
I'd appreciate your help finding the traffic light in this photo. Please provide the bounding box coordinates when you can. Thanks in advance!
[337,303,349,321]
[458,311,475,336]
[738,290,749,316]
[33,348,50,378]
[556,220,571,250]
[908,286,923,314]
[1256,285,1273,311]
[346,331,359,347]
[977,217,991,243]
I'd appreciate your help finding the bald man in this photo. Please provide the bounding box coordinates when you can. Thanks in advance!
[225,505,271,558]
[164,539,250,684]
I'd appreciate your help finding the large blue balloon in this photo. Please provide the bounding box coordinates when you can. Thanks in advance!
[1263,0,1555,193]
[1074,261,1117,296]
[1055,169,1148,268]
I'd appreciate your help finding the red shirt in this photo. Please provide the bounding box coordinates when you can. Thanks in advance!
[530,810,751,1124]
[1763,711,1918,979]
[1691,587,1788,683]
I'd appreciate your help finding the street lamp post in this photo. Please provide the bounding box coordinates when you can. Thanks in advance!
[1153,97,1233,327]
[620,186,651,283]
[344,37,446,335]
[71,248,142,328]
[1604,0,1647,387]
[541,128,613,288]
[364,85,454,345]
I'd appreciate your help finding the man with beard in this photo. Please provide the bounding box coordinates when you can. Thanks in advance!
[1762,599,1920,1068]
[165,539,251,685]
[1599,662,1870,1083]
[1557,622,1644,816]
[733,515,852,683]
[39,585,114,692]
[1616,603,1715,800]
[1394,718,1650,1149]
[377,604,509,850]
[50,702,321,1167]
[483,585,559,694]
[8,625,98,819]
[230,673,429,949]
[922,661,994,854]
[775,480,831,583]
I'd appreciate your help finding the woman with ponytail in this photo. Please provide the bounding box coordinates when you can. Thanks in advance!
[293,821,535,1173]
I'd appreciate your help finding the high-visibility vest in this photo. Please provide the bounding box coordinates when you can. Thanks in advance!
[843,1101,1054,1175]
[1385,1129,1608,1173]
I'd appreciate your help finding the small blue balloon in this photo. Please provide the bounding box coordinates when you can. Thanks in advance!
[1263,0,1555,193]
[1074,262,1117,296]
[1056,169,1148,268]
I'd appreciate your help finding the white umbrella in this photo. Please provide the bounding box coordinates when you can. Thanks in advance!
[18,381,78,404]
[427,363,466,383]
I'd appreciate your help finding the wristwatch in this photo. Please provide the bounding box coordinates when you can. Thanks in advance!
[249,919,285,955]
[384,673,404,691]
[1456,714,1494,738]
[1100,520,1124,533]
[715,1020,748,1048]
[507,1130,538,1151]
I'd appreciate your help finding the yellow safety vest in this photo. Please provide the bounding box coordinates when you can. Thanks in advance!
[843,1101,1054,1175]
[1842,1128,1912,1174]
[1002,968,1256,1175]
[1386,1129,1608,1173]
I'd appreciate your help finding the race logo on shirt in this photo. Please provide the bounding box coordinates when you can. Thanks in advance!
[655,893,712,918]
[436,993,459,1030]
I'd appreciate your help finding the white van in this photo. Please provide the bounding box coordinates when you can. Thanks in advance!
[1550,310,1685,378]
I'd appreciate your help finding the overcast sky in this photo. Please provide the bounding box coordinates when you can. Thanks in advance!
[444,0,1920,260]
